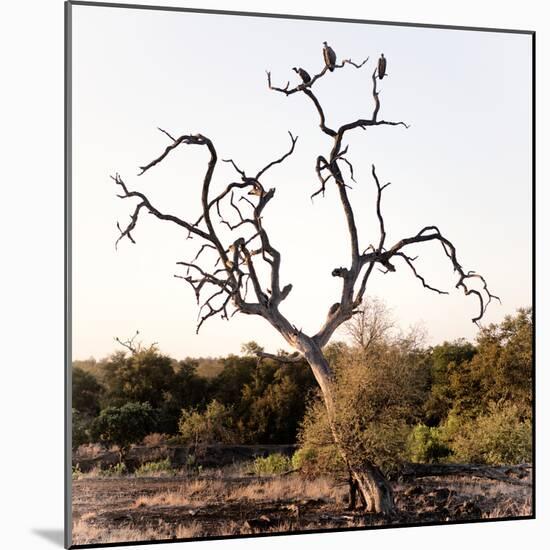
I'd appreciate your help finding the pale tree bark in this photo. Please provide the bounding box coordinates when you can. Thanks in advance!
[111,48,498,514]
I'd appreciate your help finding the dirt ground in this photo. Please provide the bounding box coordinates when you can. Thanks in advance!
[71,465,532,545]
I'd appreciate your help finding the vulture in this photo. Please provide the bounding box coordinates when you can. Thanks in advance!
[293,66,312,84]
[378,53,387,79]
[323,41,336,72]
[247,184,265,197]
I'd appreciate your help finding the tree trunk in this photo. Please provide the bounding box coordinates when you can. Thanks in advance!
[299,338,395,515]
[349,462,394,514]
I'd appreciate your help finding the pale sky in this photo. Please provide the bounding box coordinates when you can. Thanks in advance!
[71,5,532,360]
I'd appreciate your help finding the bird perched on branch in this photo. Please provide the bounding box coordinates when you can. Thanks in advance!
[323,41,336,72]
[378,53,387,79]
[293,67,311,84]
[245,178,266,197]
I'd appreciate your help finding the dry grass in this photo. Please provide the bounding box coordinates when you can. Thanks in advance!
[73,465,104,480]
[229,476,343,502]
[73,518,204,544]
[133,491,192,508]
[174,521,203,539]
[435,475,530,498]
[72,513,365,545]
[72,516,275,544]
[423,475,532,517]
[130,475,344,510]
[142,433,170,446]
[73,522,161,544]
[72,520,104,544]
[74,443,104,459]
[79,511,97,522]
[72,467,532,545]
[483,495,532,518]
[74,463,185,480]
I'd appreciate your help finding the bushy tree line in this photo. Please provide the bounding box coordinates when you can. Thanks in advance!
[72,342,316,450]
[73,306,532,469]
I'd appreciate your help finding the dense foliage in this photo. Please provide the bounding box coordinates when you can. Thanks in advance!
[72,341,316,449]
[297,332,430,476]
[91,402,157,459]
[72,307,532,468]
[295,307,532,474]
[178,400,236,456]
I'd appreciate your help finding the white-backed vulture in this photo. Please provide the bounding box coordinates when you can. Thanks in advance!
[323,41,336,72]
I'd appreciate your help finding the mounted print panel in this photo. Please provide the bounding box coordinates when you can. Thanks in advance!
[65,1,534,547]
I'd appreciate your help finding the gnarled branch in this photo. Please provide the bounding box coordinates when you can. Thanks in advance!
[113,128,298,333]
[113,45,496,353]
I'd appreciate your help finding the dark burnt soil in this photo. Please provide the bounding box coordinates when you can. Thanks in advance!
[72,466,532,543]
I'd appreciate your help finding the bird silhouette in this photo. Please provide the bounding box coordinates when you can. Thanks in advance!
[378,53,387,79]
[323,41,336,72]
[293,67,312,84]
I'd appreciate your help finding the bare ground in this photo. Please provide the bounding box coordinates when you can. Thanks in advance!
[71,465,532,545]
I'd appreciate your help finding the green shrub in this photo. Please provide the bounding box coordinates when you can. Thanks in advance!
[165,434,186,446]
[294,399,345,479]
[252,453,292,475]
[72,409,93,450]
[91,402,157,461]
[295,339,427,478]
[450,403,531,465]
[291,447,316,472]
[407,424,452,463]
[135,458,175,477]
[183,453,203,475]
[178,400,236,456]
[101,462,127,477]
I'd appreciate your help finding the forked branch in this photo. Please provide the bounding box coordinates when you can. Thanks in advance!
[113,131,298,334]
[112,45,496,356]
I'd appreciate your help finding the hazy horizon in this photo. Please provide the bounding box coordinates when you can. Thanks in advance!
[71,5,532,360]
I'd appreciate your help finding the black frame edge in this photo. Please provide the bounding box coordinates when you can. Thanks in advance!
[531,29,536,519]
[67,0,534,35]
[65,0,74,547]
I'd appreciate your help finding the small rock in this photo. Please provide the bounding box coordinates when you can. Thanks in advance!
[431,488,452,501]
[299,498,326,506]
[405,485,424,496]
[456,501,482,519]
[244,516,272,530]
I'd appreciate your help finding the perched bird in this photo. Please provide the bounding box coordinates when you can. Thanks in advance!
[378,53,387,79]
[247,186,264,197]
[293,66,312,84]
[323,41,337,72]
[245,178,266,197]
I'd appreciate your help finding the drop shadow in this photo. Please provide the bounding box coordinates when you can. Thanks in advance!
[32,528,65,547]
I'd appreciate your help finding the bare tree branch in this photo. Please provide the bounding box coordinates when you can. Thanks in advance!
[267,56,369,97]
[114,330,157,355]
[113,173,212,242]
[157,127,177,142]
[256,350,303,364]
[371,164,389,252]
[113,125,300,334]
[394,252,449,295]
[256,132,298,179]
[113,45,496,349]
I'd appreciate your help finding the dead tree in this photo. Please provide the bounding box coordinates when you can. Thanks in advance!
[111,47,498,514]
